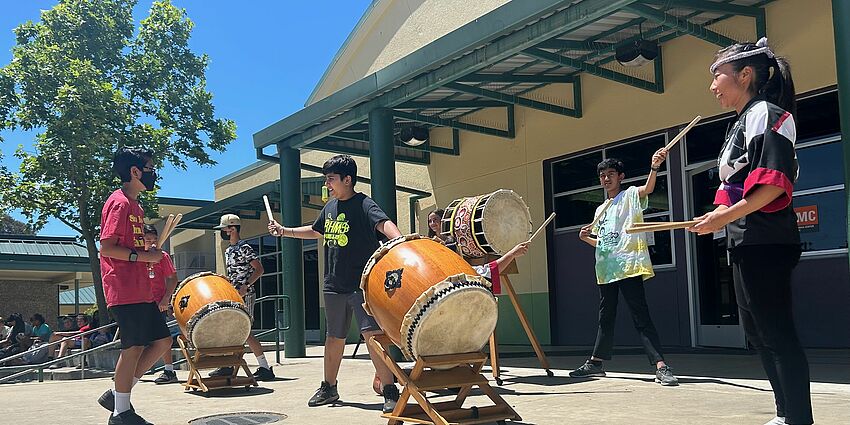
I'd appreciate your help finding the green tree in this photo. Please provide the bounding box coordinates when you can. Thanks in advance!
[0,0,236,324]
[0,211,35,234]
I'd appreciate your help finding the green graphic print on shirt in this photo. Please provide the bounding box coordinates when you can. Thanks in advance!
[593,186,655,285]
[324,212,350,247]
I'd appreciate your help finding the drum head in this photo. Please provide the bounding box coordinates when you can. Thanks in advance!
[410,286,498,359]
[481,190,531,255]
[190,307,252,349]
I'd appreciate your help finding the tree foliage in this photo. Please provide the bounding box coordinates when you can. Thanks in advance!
[0,0,236,322]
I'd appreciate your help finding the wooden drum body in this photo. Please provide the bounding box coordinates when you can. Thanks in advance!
[441,189,532,258]
[361,235,498,360]
[171,272,252,349]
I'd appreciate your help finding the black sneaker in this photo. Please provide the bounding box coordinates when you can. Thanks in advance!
[208,367,234,377]
[98,389,133,412]
[308,381,339,407]
[154,370,178,384]
[655,365,679,386]
[569,360,606,378]
[382,384,400,413]
[108,410,151,425]
[252,366,275,381]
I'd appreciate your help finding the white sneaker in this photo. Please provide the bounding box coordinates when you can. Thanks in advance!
[764,417,786,425]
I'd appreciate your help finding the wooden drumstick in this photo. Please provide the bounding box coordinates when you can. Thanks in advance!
[527,212,556,243]
[263,195,275,222]
[588,198,613,230]
[625,220,699,234]
[158,213,182,246]
[664,115,702,151]
[157,214,174,247]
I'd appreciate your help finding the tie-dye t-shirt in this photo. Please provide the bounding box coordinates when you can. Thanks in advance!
[592,186,654,285]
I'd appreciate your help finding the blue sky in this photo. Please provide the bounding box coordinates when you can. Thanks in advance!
[0,0,371,236]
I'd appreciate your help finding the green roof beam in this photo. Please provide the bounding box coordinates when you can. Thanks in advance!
[524,47,663,93]
[624,3,738,48]
[533,39,613,52]
[392,110,514,139]
[640,0,763,17]
[398,100,508,109]
[458,73,575,84]
[312,139,432,165]
[444,81,580,117]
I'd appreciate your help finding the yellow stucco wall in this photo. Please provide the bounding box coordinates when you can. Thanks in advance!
[310,0,510,104]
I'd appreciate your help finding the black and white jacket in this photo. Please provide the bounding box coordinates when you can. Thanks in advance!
[714,96,800,248]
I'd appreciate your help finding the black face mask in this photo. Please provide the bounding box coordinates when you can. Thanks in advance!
[220,230,230,240]
[140,170,157,191]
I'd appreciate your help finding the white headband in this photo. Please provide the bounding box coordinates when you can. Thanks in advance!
[709,37,775,74]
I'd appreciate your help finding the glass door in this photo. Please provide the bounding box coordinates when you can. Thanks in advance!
[687,163,746,348]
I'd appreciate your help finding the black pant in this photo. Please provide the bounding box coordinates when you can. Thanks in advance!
[731,245,812,425]
[592,276,665,365]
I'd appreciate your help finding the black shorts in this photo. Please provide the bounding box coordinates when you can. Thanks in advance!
[110,302,171,349]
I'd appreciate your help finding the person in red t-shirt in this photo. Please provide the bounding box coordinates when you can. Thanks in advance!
[48,314,93,368]
[96,147,171,425]
[142,224,179,384]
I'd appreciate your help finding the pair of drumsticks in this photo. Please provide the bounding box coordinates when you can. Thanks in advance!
[586,115,703,235]
[158,213,182,246]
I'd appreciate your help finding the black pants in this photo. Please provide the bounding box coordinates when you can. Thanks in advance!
[592,276,665,365]
[731,245,812,425]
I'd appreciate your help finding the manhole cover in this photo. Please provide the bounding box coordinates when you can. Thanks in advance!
[189,412,287,424]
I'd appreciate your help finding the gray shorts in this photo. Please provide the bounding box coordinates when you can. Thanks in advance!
[324,291,380,339]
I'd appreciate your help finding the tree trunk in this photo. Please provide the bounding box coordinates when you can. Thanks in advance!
[79,218,109,326]
[83,235,109,327]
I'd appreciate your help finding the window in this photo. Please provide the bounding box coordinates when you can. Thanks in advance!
[550,133,673,266]
[794,138,846,254]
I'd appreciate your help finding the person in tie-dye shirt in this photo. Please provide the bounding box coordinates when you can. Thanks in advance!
[569,152,680,387]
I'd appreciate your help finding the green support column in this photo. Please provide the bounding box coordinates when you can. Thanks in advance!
[369,108,398,221]
[833,0,850,270]
[279,143,305,358]
[368,107,403,361]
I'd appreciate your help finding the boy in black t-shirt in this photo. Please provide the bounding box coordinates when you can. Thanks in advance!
[268,155,402,413]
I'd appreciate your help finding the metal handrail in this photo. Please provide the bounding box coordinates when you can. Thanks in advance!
[0,321,118,366]
[0,338,120,384]
[2,294,292,383]
[0,319,177,384]
[253,294,291,365]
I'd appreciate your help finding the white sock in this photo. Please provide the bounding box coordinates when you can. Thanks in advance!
[257,354,269,369]
[113,391,131,415]
[164,363,174,372]
[764,417,786,425]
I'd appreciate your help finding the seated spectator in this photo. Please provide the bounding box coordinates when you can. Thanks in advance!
[59,316,75,332]
[29,313,52,342]
[0,315,9,341]
[87,316,112,348]
[0,313,26,360]
[49,314,92,368]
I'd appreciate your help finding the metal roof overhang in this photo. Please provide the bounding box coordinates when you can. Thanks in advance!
[254,0,770,164]
[176,172,431,231]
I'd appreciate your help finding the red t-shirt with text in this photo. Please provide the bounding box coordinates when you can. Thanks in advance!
[100,189,153,307]
[150,251,176,303]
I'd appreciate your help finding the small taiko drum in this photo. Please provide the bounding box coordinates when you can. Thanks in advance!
[171,272,252,349]
[361,235,498,361]
[441,189,532,258]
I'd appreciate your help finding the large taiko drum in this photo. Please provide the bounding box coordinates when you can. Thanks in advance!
[441,189,532,258]
[361,235,498,361]
[170,272,252,349]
